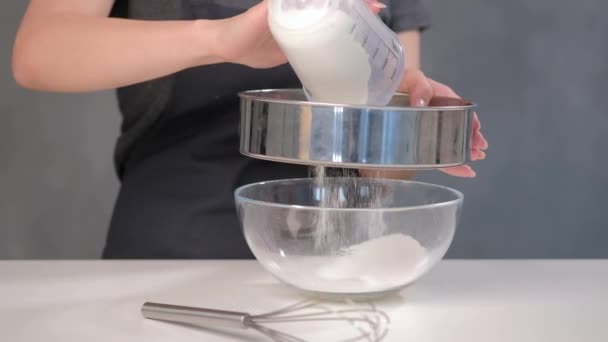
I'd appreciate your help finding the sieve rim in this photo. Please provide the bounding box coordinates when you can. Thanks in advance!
[238,88,477,111]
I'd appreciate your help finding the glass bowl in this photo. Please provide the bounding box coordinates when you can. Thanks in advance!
[235,178,463,296]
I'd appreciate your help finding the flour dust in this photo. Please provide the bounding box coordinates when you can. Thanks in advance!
[310,166,387,252]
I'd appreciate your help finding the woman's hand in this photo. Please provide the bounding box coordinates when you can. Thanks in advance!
[212,1,287,68]
[359,70,488,180]
[402,69,488,177]
[214,0,385,68]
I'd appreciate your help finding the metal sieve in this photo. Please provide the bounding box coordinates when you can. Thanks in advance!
[239,89,475,169]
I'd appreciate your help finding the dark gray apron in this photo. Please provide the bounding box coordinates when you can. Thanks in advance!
[104,0,308,259]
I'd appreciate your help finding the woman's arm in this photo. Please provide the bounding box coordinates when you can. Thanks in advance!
[12,0,214,92]
[12,0,284,93]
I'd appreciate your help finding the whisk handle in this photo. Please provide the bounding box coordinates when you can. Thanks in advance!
[142,302,252,330]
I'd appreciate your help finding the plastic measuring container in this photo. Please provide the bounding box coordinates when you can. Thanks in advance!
[268,0,405,106]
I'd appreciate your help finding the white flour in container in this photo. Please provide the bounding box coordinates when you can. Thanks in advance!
[269,9,372,104]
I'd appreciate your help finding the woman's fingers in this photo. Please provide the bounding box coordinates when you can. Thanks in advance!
[472,113,481,131]
[366,0,386,13]
[471,113,488,150]
[481,135,488,150]
[400,77,486,178]
[440,165,477,178]
[400,69,433,106]
[472,131,488,151]
[472,130,484,150]
[430,85,489,152]
[470,147,486,161]
[471,148,481,161]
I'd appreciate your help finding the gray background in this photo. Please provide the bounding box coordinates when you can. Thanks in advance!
[0,1,119,258]
[1,0,606,259]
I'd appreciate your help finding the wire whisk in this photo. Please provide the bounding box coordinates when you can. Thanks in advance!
[142,299,390,342]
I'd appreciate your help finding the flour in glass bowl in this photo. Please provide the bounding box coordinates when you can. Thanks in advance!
[286,233,429,294]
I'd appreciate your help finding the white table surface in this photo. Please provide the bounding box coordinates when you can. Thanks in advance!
[1,260,607,342]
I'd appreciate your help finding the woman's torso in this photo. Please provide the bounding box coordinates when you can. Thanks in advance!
[104,0,404,259]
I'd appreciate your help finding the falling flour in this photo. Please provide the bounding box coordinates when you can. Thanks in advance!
[311,166,387,251]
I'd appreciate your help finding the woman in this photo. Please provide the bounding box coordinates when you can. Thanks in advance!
[12,0,487,259]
